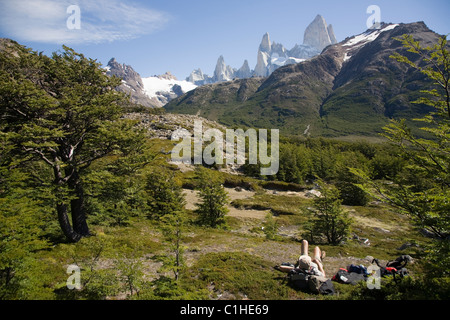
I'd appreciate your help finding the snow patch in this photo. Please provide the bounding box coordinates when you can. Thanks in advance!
[271,53,306,67]
[343,52,352,62]
[142,77,197,98]
[343,24,399,48]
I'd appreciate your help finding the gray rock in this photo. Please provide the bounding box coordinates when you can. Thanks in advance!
[303,14,336,51]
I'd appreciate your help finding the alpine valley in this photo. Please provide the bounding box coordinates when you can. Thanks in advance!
[165,21,444,139]
[1,3,450,302]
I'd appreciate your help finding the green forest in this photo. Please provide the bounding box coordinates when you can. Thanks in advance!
[0,35,449,300]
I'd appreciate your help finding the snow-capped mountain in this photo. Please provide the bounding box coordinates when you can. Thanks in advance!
[186,14,337,84]
[341,23,399,62]
[168,21,439,138]
[105,58,160,108]
[105,58,196,108]
[141,72,197,106]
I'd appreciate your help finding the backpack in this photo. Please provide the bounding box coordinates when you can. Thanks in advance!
[288,268,311,290]
[347,264,369,275]
[308,275,335,295]
[288,269,335,295]
[372,256,410,279]
[332,268,366,285]
[386,255,411,270]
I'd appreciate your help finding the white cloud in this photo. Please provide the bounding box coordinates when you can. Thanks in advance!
[0,0,170,44]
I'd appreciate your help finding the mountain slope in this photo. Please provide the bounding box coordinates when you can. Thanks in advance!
[166,22,441,138]
[106,59,196,108]
[105,58,161,108]
[321,22,436,135]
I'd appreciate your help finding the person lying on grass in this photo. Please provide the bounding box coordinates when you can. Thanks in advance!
[275,240,326,277]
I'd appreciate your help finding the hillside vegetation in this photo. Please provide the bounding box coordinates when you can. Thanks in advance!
[1,34,449,301]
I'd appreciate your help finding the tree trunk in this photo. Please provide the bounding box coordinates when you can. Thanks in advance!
[54,165,89,242]
[69,169,90,237]
[57,202,82,243]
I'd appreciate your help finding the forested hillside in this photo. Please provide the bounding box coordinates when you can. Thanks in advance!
[0,33,449,302]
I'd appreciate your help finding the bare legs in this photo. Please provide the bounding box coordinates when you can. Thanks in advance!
[302,240,326,277]
[301,239,308,256]
[275,240,326,277]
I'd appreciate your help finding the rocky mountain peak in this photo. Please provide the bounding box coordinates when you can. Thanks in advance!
[105,57,159,108]
[327,24,337,44]
[303,14,337,51]
[187,68,208,85]
[236,60,252,79]
[213,55,235,82]
[185,15,336,84]
[157,71,177,81]
[106,57,141,86]
[259,32,272,53]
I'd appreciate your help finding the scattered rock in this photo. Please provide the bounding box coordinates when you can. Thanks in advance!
[123,112,226,140]
[305,189,321,198]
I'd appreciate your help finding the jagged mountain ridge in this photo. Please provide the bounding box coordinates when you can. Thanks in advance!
[105,58,196,108]
[105,14,338,105]
[105,58,160,108]
[187,14,336,84]
[166,21,442,138]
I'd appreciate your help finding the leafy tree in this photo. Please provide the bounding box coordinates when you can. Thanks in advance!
[276,143,312,184]
[61,237,121,299]
[0,43,144,242]
[145,169,185,219]
[335,151,370,206]
[262,213,280,240]
[351,35,450,274]
[194,168,229,227]
[158,211,189,281]
[310,145,338,180]
[369,148,406,180]
[0,125,51,298]
[309,181,352,245]
[84,139,155,227]
[114,252,145,298]
[277,144,302,183]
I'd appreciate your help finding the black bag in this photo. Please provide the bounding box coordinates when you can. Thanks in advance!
[318,279,335,295]
[309,275,335,295]
[288,268,310,290]
[372,257,410,278]
[332,268,366,285]
[386,255,411,270]
[288,269,335,295]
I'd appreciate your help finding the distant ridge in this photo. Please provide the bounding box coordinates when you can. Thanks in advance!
[166,22,441,138]
[185,14,336,85]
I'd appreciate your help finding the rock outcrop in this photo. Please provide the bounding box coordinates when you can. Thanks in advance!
[105,58,160,108]
[213,55,235,82]
[303,14,337,51]
[187,15,336,83]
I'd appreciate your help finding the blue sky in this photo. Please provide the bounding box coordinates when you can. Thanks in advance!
[0,0,449,80]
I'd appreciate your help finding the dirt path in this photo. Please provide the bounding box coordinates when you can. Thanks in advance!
[183,187,270,219]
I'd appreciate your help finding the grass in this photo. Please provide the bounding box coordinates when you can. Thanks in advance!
[18,166,431,300]
[185,251,303,300]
